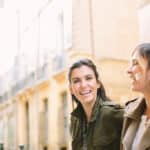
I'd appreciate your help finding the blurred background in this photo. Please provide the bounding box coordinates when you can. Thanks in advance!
[0,0,150,149]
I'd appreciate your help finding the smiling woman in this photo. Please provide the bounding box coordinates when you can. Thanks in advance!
[68,58,124,150]
[121,43,150,150]
[69,65,100,112]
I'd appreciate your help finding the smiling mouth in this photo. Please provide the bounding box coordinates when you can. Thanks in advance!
[80,90,91,96]
[130,73,141,82]
[129,74,136,80]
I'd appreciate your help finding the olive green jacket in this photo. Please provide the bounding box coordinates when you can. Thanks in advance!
[70,98,124,150]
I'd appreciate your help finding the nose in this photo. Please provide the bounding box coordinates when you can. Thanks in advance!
[80,80,87,88]
[126,65,132,74]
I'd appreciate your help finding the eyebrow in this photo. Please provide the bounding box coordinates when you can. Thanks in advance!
[71,77,79,81]
[71,74,94,80]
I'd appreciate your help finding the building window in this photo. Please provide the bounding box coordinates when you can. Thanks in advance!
[25,102,30,150]
[62,92,68,131]
[39,98,48,148]
[44,98,48,144]
[7,115,15,149]
[0,119,4,145]
[58,91,68,149]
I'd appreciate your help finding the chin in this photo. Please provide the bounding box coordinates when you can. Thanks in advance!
[84,99,95,104]
[85,99,93,103]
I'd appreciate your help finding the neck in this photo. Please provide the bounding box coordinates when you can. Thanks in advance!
[144,92,150,107]
[143,93,150,117]
[82,101,95,123]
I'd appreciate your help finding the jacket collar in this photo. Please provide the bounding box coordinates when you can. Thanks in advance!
[71,97,102,122]
[90,98,102,122]
[124,97,146,120]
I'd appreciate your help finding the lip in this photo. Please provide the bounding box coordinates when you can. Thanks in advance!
[130,79,135,84]
[129,75,136,81]
[80,90,91,95]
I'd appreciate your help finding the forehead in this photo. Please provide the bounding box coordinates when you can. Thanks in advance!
[131,50,140,59]
[71,65,94,78]
[131,50,148,68]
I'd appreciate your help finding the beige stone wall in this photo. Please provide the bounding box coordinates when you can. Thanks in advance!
[96,58,139,104]
[71,0,139,60]
[93,0,139,59]
[71,0,93,53]
[138,3,150,42]
[138,0,150,8]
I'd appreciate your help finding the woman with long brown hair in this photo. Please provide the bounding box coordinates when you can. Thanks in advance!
[68,58,123,150]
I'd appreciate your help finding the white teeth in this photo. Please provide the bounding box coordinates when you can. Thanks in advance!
[135,73,141,81]
[80,91,91,95]
[129,73,141,81]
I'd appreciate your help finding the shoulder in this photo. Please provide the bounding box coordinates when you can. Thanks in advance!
[124,97,145,114]
[102,101,124,110]
[125,97,140,111]
[98,101,124,125]
[101,101,124,117]
[125,98,138,106]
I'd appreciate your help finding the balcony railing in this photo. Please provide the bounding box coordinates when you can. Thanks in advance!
[0,52,67,103]
[0,63,49,103]
[52,53,66,72]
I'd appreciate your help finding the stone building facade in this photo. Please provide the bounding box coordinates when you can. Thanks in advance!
[0,0,150,149]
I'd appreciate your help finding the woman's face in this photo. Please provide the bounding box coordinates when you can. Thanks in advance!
[126,50,150,93]
[70,65,100,106]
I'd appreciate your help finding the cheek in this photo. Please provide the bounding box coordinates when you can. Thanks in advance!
[146,78,150,90]
[147,71,150,86]
[148,70,150,81]
[70,85,78,95]
[134,72,142,80]
[133,67,143,80]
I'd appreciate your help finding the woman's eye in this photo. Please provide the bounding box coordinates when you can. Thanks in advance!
[86,76,93,80]
[130,59,138,66]
[132,61,138,66]
[72,79,80,84]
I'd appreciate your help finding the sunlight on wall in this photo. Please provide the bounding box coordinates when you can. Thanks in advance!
[138,3,150,42]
